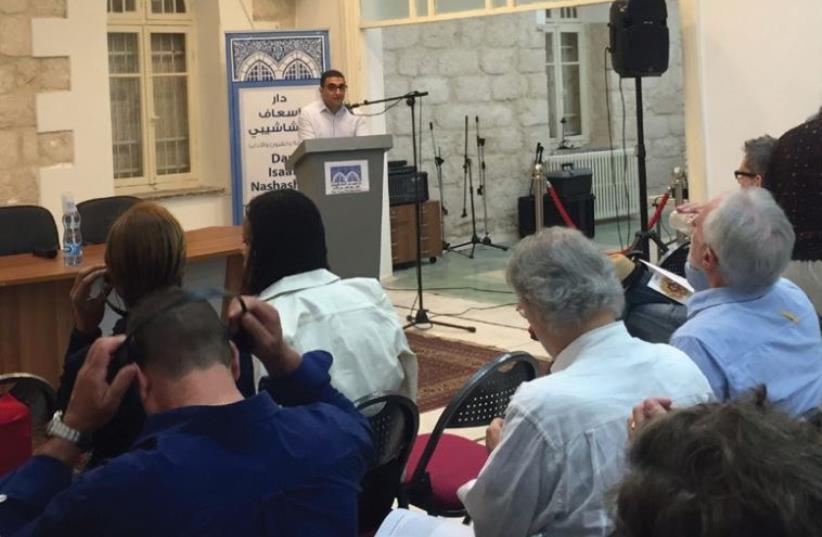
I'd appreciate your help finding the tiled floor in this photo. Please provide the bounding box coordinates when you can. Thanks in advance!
[383,217,668,435]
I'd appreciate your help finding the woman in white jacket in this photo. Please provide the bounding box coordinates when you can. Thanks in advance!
[242,189,417,402]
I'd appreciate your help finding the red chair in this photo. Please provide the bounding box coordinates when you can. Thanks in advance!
[403,352,539,518]
[0,392,32,475]
[0,373,57,475]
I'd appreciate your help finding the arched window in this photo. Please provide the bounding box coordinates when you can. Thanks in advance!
[247,61,276,82]
[283,60,313,80]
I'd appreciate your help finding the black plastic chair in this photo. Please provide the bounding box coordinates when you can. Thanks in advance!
[403,352,539,518]
[355,392,419,534]
[77,195,140,245]
[0,373,57,430]
[0,205,59,256]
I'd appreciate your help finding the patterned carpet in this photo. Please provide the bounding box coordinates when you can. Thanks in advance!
[406,331,507,413]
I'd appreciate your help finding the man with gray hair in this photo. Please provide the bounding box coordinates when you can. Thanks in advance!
[672,188,822,415]
[459,227,712,537]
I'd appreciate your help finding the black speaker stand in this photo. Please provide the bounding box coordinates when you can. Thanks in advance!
[633,76,651,260]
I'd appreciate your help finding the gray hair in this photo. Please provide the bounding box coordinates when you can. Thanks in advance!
[506,227,624,329]
[743,135,777,177]
[703,188,794,291]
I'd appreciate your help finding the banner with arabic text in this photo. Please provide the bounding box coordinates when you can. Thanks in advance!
[225,30,330,224]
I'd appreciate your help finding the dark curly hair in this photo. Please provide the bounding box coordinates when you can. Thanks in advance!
[615,389,822,537]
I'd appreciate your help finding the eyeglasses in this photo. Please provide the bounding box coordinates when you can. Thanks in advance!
[734,170,758,180]
[323,83,347,92]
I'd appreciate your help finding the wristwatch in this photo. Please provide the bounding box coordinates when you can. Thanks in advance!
[47,411,93,451]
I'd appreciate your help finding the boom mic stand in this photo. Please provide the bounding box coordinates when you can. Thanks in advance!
[429,122,449,250]
[449,115,502,258]
[475,116,507,251]
[351,92,474,333]
[449,116,481,258]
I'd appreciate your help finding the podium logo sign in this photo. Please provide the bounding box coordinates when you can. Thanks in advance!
[226,30,330,224]
[325,160,370,195]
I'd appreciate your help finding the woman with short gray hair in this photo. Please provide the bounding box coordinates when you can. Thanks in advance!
[736,135,777,188]
[461,226,713,537]
[507,226,624,342]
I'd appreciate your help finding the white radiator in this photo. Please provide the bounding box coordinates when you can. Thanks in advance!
[544,148,638,221]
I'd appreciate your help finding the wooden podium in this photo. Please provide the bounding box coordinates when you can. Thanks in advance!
[287,134,392,279]
[0,226,244,387]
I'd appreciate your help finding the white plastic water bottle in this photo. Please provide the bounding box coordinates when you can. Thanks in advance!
[61,193,83,266]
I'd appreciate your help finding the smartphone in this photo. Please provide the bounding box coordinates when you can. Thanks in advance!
[89,273,110,300]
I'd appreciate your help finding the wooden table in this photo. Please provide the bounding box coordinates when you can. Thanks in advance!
[0,226,244,387]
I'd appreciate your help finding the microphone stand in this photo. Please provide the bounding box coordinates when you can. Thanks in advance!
[352,92,474,333]
[475,116,507,251]
[449,115,501,259]
[430,122,449,250]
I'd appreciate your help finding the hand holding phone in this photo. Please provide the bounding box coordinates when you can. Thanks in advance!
[70,265,111,335]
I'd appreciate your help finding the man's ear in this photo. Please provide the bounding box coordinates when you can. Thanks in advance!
[229,341,240,382]
[703,246,719,271]
[753,174,764,188]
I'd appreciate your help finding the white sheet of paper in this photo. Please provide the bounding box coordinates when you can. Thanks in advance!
[375,509,474,537]
[640,259,694,305]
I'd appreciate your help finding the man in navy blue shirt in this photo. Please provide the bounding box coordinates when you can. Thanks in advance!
[0,288,374,536]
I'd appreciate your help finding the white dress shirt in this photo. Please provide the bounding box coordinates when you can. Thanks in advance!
[297,99,368,141]
[460,322,713,537]
[252,269,417,403]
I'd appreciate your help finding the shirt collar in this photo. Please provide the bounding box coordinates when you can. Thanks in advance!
[550,321,626,373]
[134,394,277,447]
[320,102,347,117]
[686,284,773,317]
[258,268,340,302]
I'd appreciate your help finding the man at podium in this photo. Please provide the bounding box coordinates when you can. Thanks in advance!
[298,69,367,141]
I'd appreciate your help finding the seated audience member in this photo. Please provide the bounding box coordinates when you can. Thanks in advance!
[614,253,688,344]
[671,188,822,415]
[673,134,776,238]
[616,390,822,537]
[459,227,712,537]
[243,189,416,402]
[56,202,255,467]
[0,290,373,536]
[733,134,777,188]
[766,107,822,315]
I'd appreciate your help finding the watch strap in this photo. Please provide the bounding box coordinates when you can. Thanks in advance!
[47,411,92,451]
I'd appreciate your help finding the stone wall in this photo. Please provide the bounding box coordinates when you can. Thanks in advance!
[382,3,684,242]
[383,12,549,242]
[0,0,70,205]
[587,0,685,194]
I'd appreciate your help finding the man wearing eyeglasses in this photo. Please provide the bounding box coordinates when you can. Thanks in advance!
[298,69,367,141]
[734,135,776,188]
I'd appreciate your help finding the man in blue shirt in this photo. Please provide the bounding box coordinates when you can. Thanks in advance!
[0,289,374,536]
[671,188,822,415]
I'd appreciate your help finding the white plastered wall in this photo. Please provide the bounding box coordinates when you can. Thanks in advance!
[681,0,822,201]
[32,0,114,225]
